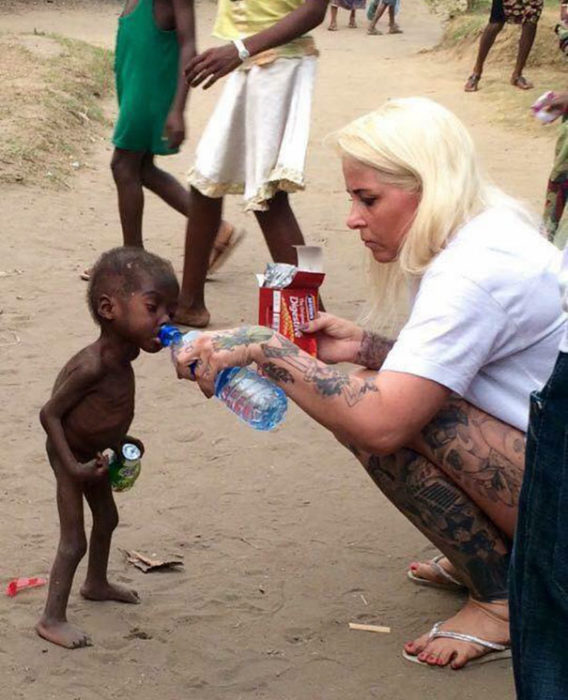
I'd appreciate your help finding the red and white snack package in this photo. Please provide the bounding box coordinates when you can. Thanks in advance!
[258,246,325,357]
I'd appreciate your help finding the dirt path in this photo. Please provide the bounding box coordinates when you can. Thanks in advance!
[0,1,552,698]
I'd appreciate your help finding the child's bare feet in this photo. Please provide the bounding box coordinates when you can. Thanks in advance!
[403,598,510,668]
[80,581,140,604]
[173,305,211,328]
[36,617,92,649]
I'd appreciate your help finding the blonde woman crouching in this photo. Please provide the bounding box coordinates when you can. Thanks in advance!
[175,98,565,669]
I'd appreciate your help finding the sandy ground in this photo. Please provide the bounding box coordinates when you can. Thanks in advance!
[0,1,558,698]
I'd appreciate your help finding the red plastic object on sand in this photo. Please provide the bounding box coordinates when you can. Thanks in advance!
[6,577,47,597]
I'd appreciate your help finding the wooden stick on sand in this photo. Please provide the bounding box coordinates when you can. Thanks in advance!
[348,622,391,634]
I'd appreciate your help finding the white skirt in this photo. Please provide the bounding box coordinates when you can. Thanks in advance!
[188,56,317,212]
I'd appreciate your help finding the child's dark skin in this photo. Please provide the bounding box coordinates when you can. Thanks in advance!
[36,272,178,649]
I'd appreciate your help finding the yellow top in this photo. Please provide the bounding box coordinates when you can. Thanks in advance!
[213,0,319,66]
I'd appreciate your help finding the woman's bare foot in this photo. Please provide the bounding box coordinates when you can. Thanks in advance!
[80,581,140,604]
[403,598,510,669]
[409,556,464,588]
[36,617,92,649]
[173,305,211,328]
[327,21,338,30]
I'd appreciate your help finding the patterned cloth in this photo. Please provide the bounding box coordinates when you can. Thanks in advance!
[331,0,366,9]
[497,0,543,24]
[543,118,568,249]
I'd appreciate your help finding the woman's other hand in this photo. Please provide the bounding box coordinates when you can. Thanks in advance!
[301,313,364,364]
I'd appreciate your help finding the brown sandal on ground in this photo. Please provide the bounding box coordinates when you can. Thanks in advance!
[367,26,382,34]
[208,224,246,274]
[388,24,403,33]
[464,73,481,92]
[511,75,533,90]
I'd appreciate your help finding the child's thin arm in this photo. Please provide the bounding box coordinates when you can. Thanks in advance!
[185,0,328,89]
[40,361,106,481]
[165,0,197,148]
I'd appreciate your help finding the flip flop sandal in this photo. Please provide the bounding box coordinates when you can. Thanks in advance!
[80,268,92,281]
[402,622,512,667]
[407,554,466,592]
[464,73,481,92]
[512,75,533,90]
[207,228,246,274]
[367,27,382,34]
[327,24,338,31]
[388,25,403,33]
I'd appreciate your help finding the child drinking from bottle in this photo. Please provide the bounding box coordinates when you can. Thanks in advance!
[36,247,179,649]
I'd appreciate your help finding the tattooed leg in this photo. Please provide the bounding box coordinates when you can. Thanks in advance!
[412,397,524,538]
[360,447,510,600]
[355,447,510,667]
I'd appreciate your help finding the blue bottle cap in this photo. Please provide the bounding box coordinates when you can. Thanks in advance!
[158,324,183,347]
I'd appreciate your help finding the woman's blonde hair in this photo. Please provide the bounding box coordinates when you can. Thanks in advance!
[333,97,529,336]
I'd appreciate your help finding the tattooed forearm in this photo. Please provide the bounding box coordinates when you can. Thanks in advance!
[259,335,378,407]
[355,331,394,370]
[260,336,300,359]
[261,362,295,384]
[258,333,379,407]
[213,326,274,351]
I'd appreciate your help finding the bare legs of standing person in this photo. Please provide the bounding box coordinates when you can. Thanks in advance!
[464,19,537,92]
[510,20,537,89]
[328,4,339,30]
[106,148,234,269]
[464,21,504,92]
[175,189,309,327]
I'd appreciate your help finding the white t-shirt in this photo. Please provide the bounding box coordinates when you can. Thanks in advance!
[382,206,566,431]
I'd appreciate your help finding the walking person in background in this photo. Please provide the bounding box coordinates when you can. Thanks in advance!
[328,0,367,31]
[81,0,238,281]
[174,0,328,328]
[464,0,542,92]
[367,0,402,35]
[539,20,568,247]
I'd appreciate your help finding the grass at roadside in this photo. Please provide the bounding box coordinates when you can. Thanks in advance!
[0,32,113,187]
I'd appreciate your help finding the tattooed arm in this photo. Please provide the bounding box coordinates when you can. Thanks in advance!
[300,312,394,369]
[176,325,451,454]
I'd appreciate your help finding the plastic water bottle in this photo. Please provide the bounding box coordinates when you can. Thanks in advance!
[159,324,287,431]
